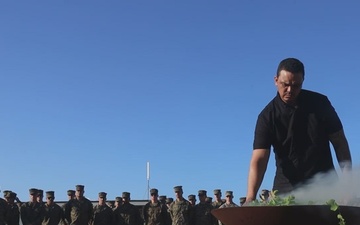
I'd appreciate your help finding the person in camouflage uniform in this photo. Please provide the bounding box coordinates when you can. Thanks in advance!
[0,191,8,225]
[158,196,166,207]
[64,185,93,225]
[218,191,238,209]
[62,190,76,224]
[91,192,113,225]
[113,192,142,225]
[168,186,193,225]
[187,195,196,208]
[21,188,44,225]
[211,190,224,209]
[4,192,20,225]
[142,189,167,225]
[193,190,216,225]
[239,197,246,206]
[42,191,67,225]
[113,197,123,211]
[165,198,173,225]
[205,197,212,204]
[218,191,238,225]
[37,190,45,207]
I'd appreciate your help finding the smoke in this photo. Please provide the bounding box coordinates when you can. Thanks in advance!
[283,165,360,206]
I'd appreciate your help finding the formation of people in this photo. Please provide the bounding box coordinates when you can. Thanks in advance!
[0,185,250,225]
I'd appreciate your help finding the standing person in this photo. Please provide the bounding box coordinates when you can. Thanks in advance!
[113,197,122,211]
[168,186,192,225]
[37,190,45,206]
[0,193,6,225]
[143,189,167,225]
[64,185,93,225]
[91,192,113,225]
[113,192,142,225]
[193,190,215,225]
[218,192,238,209]
[4,192,20,225]
[67,190,75,201]
[164,198,173,225]
[239,197,246,206]
[187,195,196,207]
[42,191,66,225]
[21,188,44,225]
[158,196,166,206]
[62,190,75,224]
[211,190,223,209]
[246,58,352,202]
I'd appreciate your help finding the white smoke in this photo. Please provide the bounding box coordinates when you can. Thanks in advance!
[285,165,360,206]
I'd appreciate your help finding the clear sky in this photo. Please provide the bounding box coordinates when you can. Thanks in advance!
[1,0,359,202]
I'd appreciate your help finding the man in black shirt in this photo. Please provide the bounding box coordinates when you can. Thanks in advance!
[245,58,352,202]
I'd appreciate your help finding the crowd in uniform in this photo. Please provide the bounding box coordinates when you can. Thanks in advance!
[0,185,251,225]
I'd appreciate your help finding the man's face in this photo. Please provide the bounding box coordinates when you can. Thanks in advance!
[275,70,304,105]
[189,199,196,205]
[175,191,183,199]
[30,194,37,202]
[199,195,207,203]
[214,193,221,201]
[99,196,106,205]
[46,196,54,205]
[151,193,158,202]
[122,197,130,204]
[37,195,43,203]
[76,190,84,198]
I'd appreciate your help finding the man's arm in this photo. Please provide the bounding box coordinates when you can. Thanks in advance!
[329,129,352,171]
[246,149,270,202]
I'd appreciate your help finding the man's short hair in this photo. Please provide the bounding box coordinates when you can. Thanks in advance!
[276,58,305,79]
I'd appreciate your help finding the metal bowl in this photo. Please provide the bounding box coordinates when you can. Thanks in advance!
[211,205,360,225]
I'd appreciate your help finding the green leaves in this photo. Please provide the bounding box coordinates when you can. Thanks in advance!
[249,192,346,225]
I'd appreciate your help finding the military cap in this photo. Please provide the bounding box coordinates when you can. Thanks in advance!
[67,190,75,196]
[115,197,123,202]
[239,197,246,205]
[225,191,233,197]
[213,189,221,195]
[188,194,196,200]
[165,197,174,204]
[9,192,17,199]
[3,190,11,198]
[198,190,207,196]
[37,189,44,196]
[99,192,107,198]
[159,195,166,202]
[29,188,38,195]
[76,185,85,191]
[205,197,212,203]
[122,192,130,198]
[173,186,183,192]
[150,188,158,195]
[46,191,55,198]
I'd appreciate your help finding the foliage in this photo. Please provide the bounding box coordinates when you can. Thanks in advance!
[248,190,346,225]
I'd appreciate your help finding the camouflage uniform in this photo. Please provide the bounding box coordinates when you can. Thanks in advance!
[20,202,44,225]
[113,203,142,225]
[168,199,192,225]
[211,201,223,209]
[42,202,66,225]
[142,201,167,225]
[4,201,20,225]
[193,202,215,225]
[0,198,7,225]
[64,198,93,225]
[92,204,113,225]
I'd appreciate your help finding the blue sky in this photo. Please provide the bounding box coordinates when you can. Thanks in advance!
[1,0,359,202]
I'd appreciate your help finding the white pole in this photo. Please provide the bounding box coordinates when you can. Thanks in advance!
[147,162,150,200]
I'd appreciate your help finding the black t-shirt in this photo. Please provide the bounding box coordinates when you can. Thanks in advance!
[253,89,343,193]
